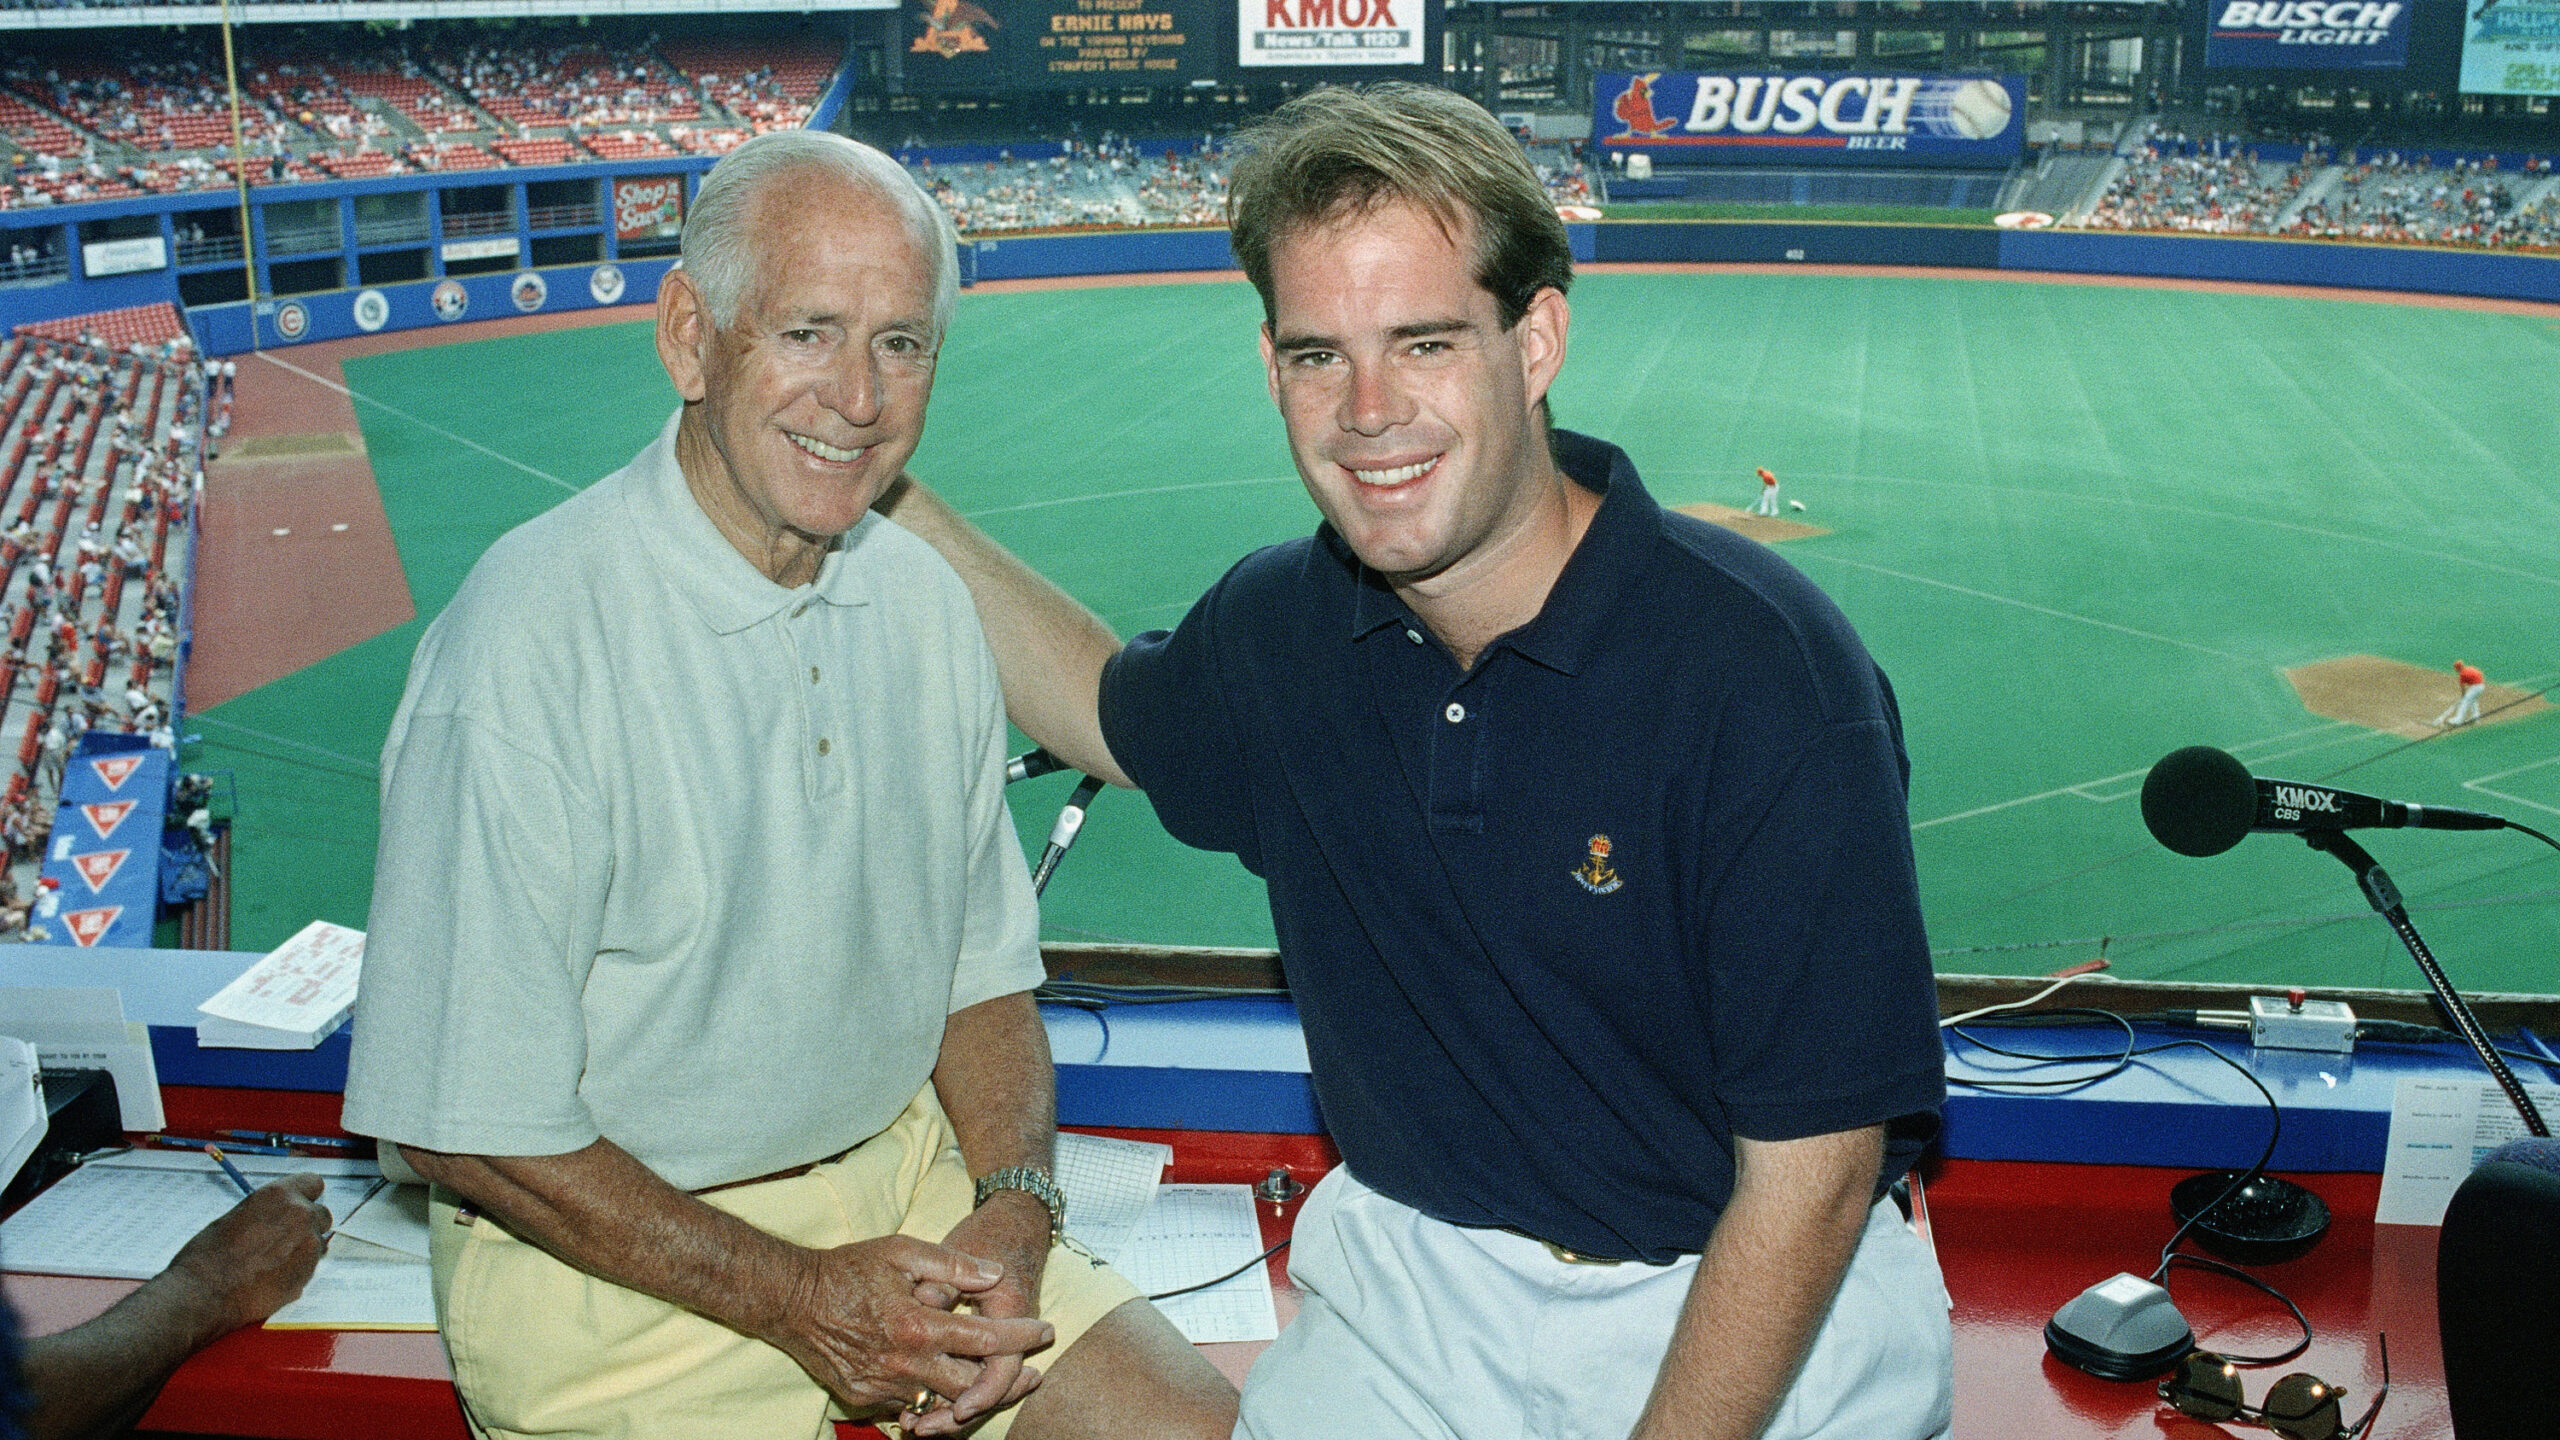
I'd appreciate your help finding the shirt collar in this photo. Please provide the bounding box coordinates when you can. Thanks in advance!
[623,410,876,636]
[1339,429,1659,676]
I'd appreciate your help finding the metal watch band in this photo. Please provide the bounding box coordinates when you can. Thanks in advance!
[973,1165,1067,1236]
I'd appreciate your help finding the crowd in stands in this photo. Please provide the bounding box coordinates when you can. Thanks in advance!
[2072,121,2560,252]
[0,318,202,937]
[915,135,1230,235]
[2079,147,2315,234]
[0,27,835,211]
[2283,154,2560,247]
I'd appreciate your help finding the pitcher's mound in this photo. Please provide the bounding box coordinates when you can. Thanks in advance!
[2285,654,2550,739]
[1675,502,1831,543]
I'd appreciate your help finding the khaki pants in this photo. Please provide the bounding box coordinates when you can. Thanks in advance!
[429,1088,1143,1440]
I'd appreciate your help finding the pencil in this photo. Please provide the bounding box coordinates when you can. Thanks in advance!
[203,1144,257,1199]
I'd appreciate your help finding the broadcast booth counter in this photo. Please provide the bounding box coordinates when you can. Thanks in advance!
[3,933,2555,1439]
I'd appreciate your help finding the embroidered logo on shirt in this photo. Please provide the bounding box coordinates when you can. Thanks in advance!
[1573,834,1623,895]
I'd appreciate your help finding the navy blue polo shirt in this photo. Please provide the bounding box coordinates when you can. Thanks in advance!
[1099,430,1944,1263]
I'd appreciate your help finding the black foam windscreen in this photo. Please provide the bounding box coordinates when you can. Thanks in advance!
[2141,746,2257,858]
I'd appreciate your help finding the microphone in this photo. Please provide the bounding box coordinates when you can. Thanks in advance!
[2140,745,2508,857]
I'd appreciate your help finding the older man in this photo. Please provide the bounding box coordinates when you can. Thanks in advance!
[881,86,1950,1440]
[341,131,1233,1440]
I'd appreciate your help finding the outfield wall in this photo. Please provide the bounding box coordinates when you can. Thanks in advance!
[13,194,2560,356]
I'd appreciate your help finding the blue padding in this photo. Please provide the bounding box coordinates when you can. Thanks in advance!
[1938,1024,2532,1171]
[34,740,171,949]
[1590,221,2002,268]
[1041,996,1318,1132]
[1999,230,2560,305]
[148,1024,351,1092]
[1056,1065,1323,1134]
[966,229,1237,281]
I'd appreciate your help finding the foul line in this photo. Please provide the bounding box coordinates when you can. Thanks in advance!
[2466,755,2560,819]
[1789,550,2262,665]
[190,713,381,780]
[255,351,580,495]
[1911,721,2367,832]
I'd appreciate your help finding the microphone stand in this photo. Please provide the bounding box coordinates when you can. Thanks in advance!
[2300,829,2549,1137]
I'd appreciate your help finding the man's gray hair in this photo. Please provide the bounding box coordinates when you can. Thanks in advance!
[679,129,960,341]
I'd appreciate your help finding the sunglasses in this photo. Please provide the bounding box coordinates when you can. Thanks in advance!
[2157,1335,2389,1440]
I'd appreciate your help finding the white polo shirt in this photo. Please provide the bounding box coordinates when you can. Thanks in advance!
[343,413,1045,1191]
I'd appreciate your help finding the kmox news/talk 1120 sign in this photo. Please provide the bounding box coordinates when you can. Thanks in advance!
[1593,72,2026,168]
[1239,0,1427,67]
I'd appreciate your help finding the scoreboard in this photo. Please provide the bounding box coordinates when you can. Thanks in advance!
[901,0,1437,89]
[906,0,1217,89]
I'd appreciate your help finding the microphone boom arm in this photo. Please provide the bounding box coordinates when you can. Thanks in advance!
[2300,829,2549,1137]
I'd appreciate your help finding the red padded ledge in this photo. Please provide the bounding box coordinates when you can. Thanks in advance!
[7,1093,2452,1439]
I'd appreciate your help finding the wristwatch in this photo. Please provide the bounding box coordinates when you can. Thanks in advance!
[973,1165,1067,1236]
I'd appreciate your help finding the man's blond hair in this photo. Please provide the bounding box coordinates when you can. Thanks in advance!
[1226,83,1572,330]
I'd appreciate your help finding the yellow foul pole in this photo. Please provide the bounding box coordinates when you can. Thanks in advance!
[217,0,259,347]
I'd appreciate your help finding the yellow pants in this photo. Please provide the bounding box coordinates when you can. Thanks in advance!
[428,1088,1144,1440]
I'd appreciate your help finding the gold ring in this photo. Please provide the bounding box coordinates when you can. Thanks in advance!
[908,1387,937,1414]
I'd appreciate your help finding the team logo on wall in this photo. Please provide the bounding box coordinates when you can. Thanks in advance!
[274,301,309,343]
[63,906,120,947]
[89,755,143,790]
[511,271,548,313]
[79,800,135,840]
[589,264,626,305]
[1573,834,1623,895]
[70,849,128,894]
[353,289,390,333]
[431,279,470,323]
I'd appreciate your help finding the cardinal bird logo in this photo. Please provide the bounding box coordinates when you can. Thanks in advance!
[1611,74,1676,140]
[914,0,998,58]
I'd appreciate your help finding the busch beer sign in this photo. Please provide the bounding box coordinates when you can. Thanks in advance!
[1239,0,1423,67]
[1594,72,2025,168]
[2208,0,2410,69]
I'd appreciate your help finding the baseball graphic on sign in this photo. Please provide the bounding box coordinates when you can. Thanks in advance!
[1946,79,2012,139]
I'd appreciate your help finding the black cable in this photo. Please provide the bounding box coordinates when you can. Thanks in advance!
[1948,1010,2309,1363]
[2133,1039,2282,1281]
[2510,819,2560,855]
[2160,1253,2314,1367]
[1036,980,1291,1005]
[1145,1238,1289,1302]
[1942,1008,2137,1088]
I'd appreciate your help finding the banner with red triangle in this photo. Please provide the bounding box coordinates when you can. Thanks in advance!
[63,906,120,947]
[69,849,128,894]
[80,800,137,841]
[88,755,143,791]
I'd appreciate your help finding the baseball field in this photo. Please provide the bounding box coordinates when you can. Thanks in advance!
[188,266,2560,996]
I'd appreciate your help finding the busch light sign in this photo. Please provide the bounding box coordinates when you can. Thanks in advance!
[1594,72,2025,168]
[2207,0,2410,69]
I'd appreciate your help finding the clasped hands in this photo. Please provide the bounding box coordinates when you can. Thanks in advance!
[764,1192,1057,1436]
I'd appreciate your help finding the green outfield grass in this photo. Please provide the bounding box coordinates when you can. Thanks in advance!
[196,272,2560,996]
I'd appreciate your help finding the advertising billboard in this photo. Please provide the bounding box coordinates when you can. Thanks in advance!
[613,175,688,243]
[1592,72,2026,168]
[2461,0,2560,94]
[907,0,1215,89]
[2206,0,2411,68]
[1239,0,1425,68]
